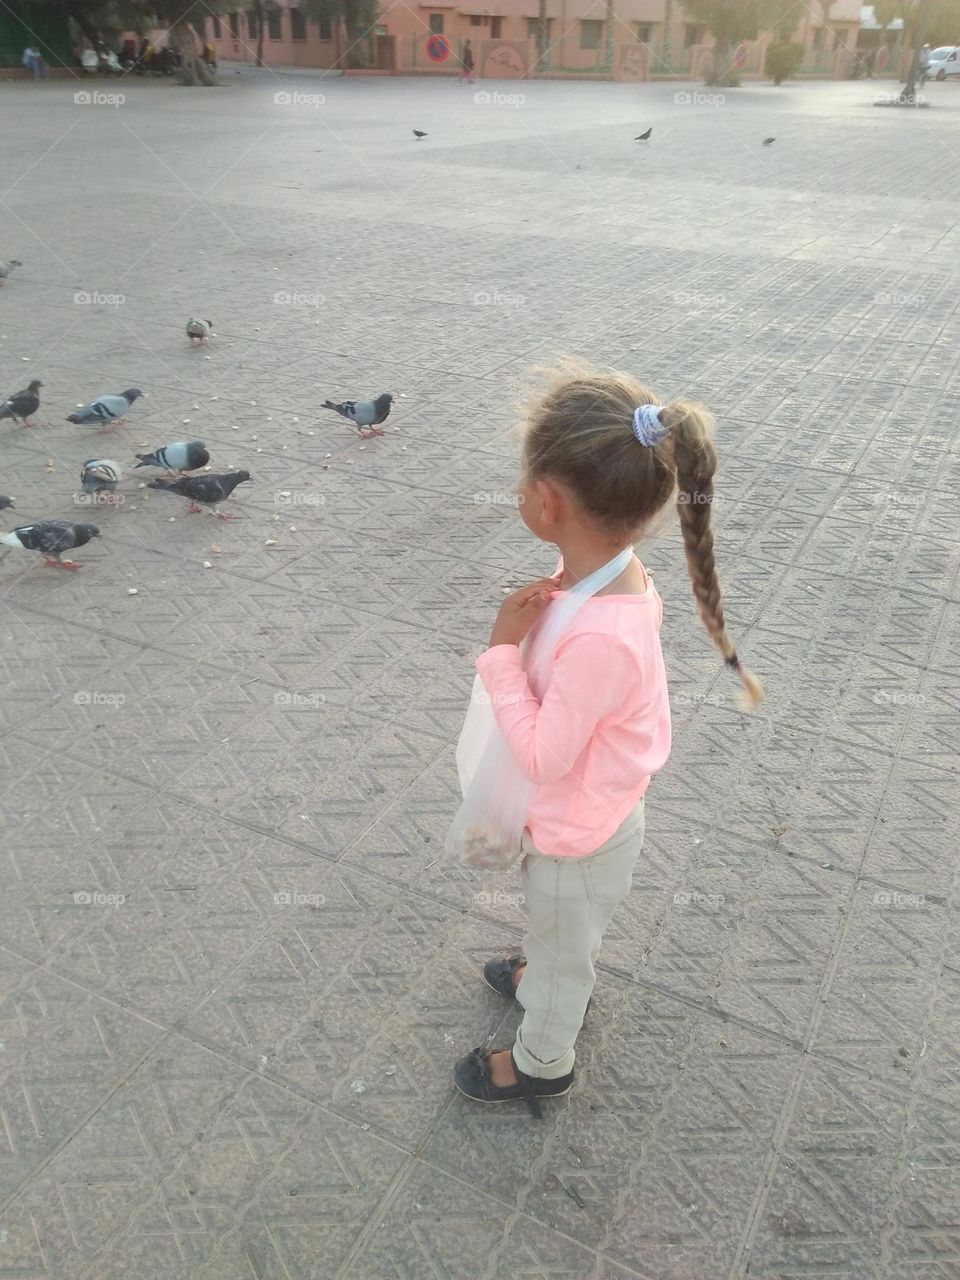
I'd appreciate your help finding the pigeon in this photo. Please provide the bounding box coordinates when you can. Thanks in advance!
[67,388,144,429]
[321,392,392,438]
[0,520,100,570]
[0,495,14,512]
[635,128,653,141]
[0,380,42,427]
[413,129,427,139]
[186,318,214,344]
[81,459,123,504]
[763,137,775,145]
[148,470,251,520]
[0,259,22,284]
[135,440,209,475]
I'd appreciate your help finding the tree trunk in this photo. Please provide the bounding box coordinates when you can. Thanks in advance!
[62,0,102,54]
[706,36,732,85]
[256,1,265,66]
[536,0,547,71]
[170,20,216,85]
[604,0,614,69]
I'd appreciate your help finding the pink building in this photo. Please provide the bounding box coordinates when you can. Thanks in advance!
[198,0,863,80]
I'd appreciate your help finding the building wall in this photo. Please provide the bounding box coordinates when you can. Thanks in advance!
[195,1,869,79]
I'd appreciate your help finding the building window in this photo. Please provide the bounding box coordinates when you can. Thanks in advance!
[580,18,602,50]
[267,5,283,38]
[527,17,551,40]
[470,14,484,25]
[229,10,239,38]
[636,22,653,42]
[210,15,221,37]
[813,25,824,48]
[290,6,306,39]
[317,15,332,38]
[246,9,258,38]
[683,23,702,47]
[490,15,502,36]
[428,13,444,33]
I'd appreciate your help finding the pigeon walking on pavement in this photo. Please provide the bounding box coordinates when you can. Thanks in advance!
[413,130,427,139]
[0,259,22,284]
[148,470,251,520]
[763,137,775,145]
[635,128,653,141]
[67,388,144,430]
[0,380,42,427]
[186,318,214,344]
[81,459,123,504]
[321,393,392,438]
[0,496,14,512]
[135,440,209,475]
[0,521,100,570]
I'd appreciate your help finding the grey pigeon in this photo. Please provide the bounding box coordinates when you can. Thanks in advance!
[186,318,213,344]
[81,459,123,503]
[321,392,392,437]
[0,380,42,427]
[0,520,100,570]
[763,137,775,145]
[0,495,14,512]
[0,259,22,284]
[635,128,652,141]
[135,440,209,475]
[67,388,143,429]
[413,129,427,139]
[148,470,251,520]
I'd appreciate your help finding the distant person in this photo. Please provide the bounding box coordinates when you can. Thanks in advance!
[204,40,217,70]
[460,38,475,83]
[918,43,931,83]
[22,46,47,79]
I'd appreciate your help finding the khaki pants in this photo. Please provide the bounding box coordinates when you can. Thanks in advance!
[513,801,645,1079]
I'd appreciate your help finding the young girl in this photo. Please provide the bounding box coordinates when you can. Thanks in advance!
[453,363,761,1118]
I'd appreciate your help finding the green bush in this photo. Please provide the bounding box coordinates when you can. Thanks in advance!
[765,41,803,85]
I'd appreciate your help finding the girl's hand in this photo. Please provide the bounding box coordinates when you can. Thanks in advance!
[489,575,561,648]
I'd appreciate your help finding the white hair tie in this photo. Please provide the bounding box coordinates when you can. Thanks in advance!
[632,404,667,446]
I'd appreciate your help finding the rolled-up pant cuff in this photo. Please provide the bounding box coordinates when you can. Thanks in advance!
[513,1027,575,1079]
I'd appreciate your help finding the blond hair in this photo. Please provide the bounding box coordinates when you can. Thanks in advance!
[523,361,762,708]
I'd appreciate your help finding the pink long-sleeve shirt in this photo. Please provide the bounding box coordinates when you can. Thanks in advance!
[474,578,671,857]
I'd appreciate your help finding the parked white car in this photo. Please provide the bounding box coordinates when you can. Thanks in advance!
[927,46,960,78]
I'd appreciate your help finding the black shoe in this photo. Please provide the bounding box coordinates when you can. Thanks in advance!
[482,956,593,1016]
[453,1047,574,1119]
[482,955,526,999]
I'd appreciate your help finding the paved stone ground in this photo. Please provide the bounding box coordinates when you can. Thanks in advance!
[0,67,958,1279]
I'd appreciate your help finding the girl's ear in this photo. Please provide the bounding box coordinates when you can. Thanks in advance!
[535,477,563,527]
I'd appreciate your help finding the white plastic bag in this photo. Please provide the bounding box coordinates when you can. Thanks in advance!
[446,547,633,870]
